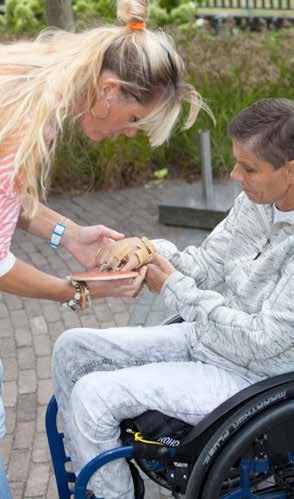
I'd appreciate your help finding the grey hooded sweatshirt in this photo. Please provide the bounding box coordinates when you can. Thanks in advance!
[154,192,294,383]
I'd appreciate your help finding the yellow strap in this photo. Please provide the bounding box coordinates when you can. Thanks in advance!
[133,431,163,446]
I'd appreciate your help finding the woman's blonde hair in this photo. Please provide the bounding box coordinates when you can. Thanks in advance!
[0,0,211,216]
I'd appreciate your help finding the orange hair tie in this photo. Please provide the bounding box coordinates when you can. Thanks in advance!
[127,21,145,31]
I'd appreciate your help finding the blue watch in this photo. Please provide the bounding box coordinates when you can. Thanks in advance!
[49,221,66,249]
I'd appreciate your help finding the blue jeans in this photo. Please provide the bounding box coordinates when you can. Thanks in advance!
[0,360,11,499]
[0,453,12,499]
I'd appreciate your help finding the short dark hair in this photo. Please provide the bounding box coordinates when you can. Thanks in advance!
[228,98,294,169]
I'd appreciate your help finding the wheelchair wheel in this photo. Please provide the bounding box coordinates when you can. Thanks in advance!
[186,400,294,499]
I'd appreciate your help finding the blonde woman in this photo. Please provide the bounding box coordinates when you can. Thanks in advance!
[0,0,206,495]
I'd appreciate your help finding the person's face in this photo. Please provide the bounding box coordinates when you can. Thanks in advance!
[230,141,294,210]
[78,72,157,142]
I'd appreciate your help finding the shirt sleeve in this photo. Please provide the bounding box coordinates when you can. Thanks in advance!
[153,192,245,290]
[161,258,294,371]
[0,156,21,276]
[0,251,16,277]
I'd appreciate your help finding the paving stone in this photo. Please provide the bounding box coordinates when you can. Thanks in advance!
[114,311,130,327]
[33,335,52,356]
[46,472,59,499]
[19,370,37,394]
[32,433,50,463]
[41,304,61,323]
[9,481,25,499]
[25,462,50,497]
[0,302,9,317]
[105,297,127,313]
[37,379,53,406]
[30,316,48,335]
[14,421,35,450]
[24,299,43,318]
[129,304,151,326]
[8,449,30,482]
[144,310,170,327]
[0,317,13,337]
[5,407,16,434]
[37,356,51,380]
[20,241,37,254]
[4,293,23,310]
[100,321,117,329]
[0,337,16,357]
[80,314,99,328]
[17,347,35,370]
[17,393,37,422]
[29,252,48,268]
[11,310,29,329]
[47,320,64,341]
[0,434,13,466]
[15,327,33,347]
[2,381,17,407]
[36,405,47,434]
[93,303,113,322]
[61,309,82,329]
[2,357,18,381]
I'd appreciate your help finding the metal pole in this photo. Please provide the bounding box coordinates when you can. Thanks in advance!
[199,130,214,206]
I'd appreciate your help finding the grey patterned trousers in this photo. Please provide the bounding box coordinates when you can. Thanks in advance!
[52,323,249,499]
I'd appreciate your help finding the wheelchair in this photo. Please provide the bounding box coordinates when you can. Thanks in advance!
[46,315,294,498]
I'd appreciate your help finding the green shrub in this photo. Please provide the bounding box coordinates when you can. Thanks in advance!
[170,2,197,24]
[4,0,45,33]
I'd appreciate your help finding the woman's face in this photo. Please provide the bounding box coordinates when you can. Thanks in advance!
[78,72,157,142]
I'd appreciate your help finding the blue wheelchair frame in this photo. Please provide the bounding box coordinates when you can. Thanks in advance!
[46,396,177,499]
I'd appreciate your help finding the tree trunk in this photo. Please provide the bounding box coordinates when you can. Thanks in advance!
[45,0,75,32]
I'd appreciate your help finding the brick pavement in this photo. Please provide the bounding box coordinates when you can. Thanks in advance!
[0,180,208,499]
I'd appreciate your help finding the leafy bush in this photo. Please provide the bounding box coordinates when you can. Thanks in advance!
[4,0,46,33]
[170,2,197,24]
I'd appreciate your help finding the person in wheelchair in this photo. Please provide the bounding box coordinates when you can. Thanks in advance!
[52,97,294,499]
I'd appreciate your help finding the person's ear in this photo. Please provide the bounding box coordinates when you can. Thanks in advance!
[287,160,294,184]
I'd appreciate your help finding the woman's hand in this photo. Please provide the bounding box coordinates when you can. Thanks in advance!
[145,254,176,294]
[88,265,147,299]
[64,224,125,270]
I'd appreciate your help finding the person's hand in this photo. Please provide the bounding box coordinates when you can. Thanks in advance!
[64,224,125,269]
[95,237,147,271]
[145,254,176,294]
[88,266,147,299]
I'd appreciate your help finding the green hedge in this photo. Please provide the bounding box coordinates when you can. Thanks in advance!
[51,28,293,193]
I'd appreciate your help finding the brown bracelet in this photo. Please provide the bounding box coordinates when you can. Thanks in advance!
[78,282,87,310]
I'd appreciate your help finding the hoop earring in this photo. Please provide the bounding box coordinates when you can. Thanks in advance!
[90,98,110,119]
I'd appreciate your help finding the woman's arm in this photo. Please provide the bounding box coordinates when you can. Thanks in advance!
[17,202,78,243]
[0,257,147,303]
[0,258,74,301]
[18,202,125,269]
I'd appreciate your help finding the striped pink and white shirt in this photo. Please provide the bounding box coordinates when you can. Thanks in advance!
[0,124,55,277]
[0,149,21,276]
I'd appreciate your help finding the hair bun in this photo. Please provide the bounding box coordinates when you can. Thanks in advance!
[117,0,148,24]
